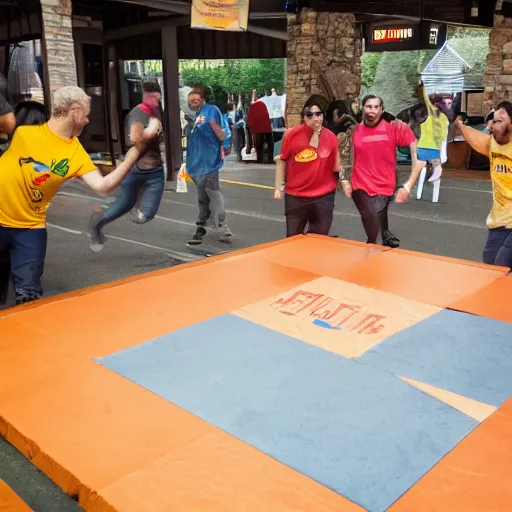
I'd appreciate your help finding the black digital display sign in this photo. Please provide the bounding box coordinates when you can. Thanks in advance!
[365,20,447,53]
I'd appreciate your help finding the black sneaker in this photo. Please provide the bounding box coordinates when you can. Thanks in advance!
[382,229,400,248]
[87,208,106,252]
[187,226,207,245]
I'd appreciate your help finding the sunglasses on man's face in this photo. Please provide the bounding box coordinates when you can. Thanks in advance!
[305,111,323,118]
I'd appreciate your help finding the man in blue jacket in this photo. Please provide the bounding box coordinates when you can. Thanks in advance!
[186,88,232,245]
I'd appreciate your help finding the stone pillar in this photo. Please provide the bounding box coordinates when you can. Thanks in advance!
[485,14,512,108]
[40,0,78,97]
[286,9,361,127]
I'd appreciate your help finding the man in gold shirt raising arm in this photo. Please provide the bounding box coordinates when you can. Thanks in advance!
[455,101,512,268]
[0,86,160,306]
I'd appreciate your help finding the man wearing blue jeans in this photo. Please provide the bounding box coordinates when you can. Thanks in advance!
[0,91,16,304]
[87,82,164,251]
[186,88,232,245]
[0,86,143,306]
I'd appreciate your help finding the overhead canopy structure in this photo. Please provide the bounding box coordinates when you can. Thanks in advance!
[70,0,500,61]
[0,0,42,46]
[0,0,502,57]
[291,0,498,27]
[82,0,289,60]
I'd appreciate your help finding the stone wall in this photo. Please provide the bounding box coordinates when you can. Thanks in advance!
[40,0,78,96]
[485,14,512,108]
[286,9,361,127]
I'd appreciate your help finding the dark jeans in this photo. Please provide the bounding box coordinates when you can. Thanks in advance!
[99,164,164,227]
[352,189,392,244]
[0,226,47,305]
[483,228,512,268]
[284,191,335,237]
[193,170,227,228]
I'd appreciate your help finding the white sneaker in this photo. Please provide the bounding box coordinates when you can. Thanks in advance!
[130,208,147,224]
[218,225,232,243]
[87,209,105,252]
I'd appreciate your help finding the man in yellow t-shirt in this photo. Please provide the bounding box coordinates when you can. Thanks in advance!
[0,86,158,306]
[455,101,512,268]
[0,92,15,304]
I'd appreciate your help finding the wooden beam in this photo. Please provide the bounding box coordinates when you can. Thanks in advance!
[118,0,190,15]
[161,24,182,181]
[247,23,288,41]
[309,1,422,18]
[104,15,188,41]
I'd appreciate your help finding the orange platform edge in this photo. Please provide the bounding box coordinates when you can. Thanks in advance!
[0,235,510,512]
[0,479,32,512]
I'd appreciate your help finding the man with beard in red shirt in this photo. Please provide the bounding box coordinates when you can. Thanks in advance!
[341,95,421,248]
[274,103,341,237]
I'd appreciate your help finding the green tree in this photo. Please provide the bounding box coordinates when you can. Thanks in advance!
[361,52,383,88]
[180,59,286,110]
[369,50,435,115]
[447,26,490,39]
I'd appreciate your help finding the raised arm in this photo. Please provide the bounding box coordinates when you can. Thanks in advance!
[421,81,436,118]
[455,118,491,156]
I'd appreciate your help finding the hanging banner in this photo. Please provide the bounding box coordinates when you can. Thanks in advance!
[191,0,250,32]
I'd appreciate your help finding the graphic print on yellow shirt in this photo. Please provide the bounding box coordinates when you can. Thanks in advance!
[0,124,95,228]
[488,137,512,229]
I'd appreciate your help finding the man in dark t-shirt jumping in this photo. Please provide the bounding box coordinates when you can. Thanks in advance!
[87,82,163,252]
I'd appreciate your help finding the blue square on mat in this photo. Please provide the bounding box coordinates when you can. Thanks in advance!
[358,309,512,407]
[96,314,477,512]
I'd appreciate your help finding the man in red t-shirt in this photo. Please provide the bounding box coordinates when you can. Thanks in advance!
[274,104,341,237]
[341,95,421,247]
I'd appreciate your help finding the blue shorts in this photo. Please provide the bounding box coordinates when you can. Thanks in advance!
[417,148,441,162]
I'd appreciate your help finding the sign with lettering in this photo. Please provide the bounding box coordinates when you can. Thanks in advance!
[233,277,441,358]
[365,21,446,52]
[191,0,250,32]
[373,27,414,44]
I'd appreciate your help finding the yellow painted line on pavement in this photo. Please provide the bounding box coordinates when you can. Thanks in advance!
[220,178,274,191]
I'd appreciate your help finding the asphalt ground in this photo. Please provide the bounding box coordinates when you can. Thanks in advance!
[0,161,494,510]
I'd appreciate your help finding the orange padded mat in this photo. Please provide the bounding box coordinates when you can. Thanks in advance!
[0,236,510,512]
[0,479,32,512]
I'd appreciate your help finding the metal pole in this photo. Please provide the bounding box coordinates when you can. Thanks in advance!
[161,25,182,181]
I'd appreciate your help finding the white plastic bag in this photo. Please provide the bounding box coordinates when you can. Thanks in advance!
[176,163,188,194]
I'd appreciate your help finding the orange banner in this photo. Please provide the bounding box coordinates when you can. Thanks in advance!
[191,0,249,32]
